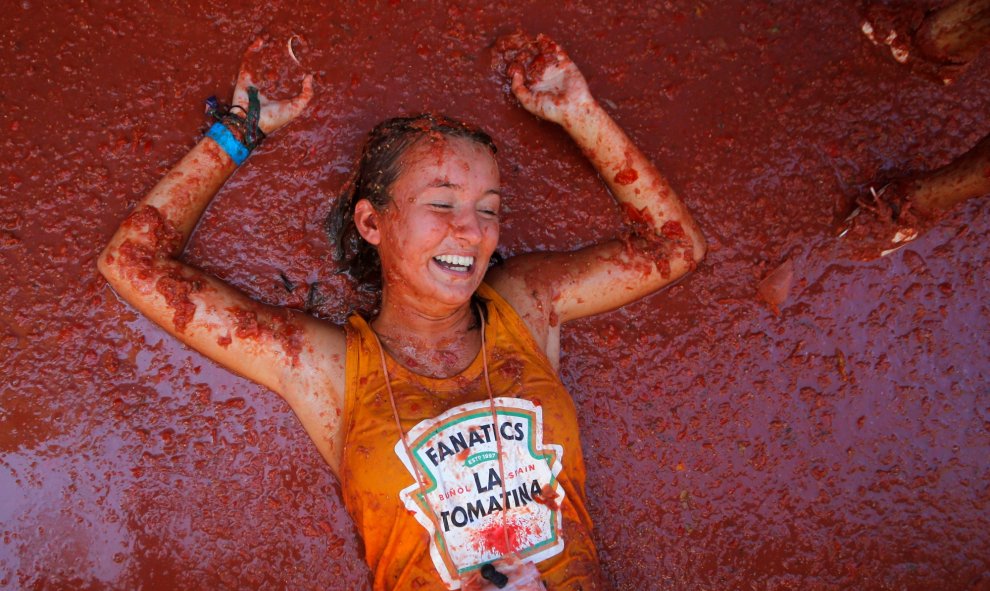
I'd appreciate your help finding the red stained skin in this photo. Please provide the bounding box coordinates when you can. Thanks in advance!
[114,239,157,286]
[120,205,183,255]
[613,168,639,185]
[111,206,203,331]
[620,201,656,230]
[155,273,201,333]
[229,306,262,339]
[617,203,696,279]
[113,206,184,290]
[660,220,685,239]
[493,32,564,86]
[227,306,304,365]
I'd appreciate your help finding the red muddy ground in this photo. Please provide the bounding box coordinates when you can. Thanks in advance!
[1,1,989,589]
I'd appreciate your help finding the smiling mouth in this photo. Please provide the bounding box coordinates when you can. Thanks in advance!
[433,254,475,273]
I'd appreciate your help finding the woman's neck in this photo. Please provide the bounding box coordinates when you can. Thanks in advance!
[371,290,481,378]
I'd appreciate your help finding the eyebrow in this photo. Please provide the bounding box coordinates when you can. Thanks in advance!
[428,180,459,189]
[428,180,502,196]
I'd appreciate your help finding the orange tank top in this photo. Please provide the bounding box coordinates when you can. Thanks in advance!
[341,283,606,590]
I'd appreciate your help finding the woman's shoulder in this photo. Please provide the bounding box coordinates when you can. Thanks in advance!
[481,268,556,363]
[285,312,348,396]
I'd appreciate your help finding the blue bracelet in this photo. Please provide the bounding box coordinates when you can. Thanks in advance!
[206,122,250,165]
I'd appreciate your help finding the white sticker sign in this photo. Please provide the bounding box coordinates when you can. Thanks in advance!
[394,397,565,589]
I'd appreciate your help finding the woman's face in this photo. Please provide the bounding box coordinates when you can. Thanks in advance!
[368,135,501,311]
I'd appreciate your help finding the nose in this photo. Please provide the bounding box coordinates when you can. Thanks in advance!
[451,208,483,245]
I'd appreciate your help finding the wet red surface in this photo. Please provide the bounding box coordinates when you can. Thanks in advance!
[2,1,989,589]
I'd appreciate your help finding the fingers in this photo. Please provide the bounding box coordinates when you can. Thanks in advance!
[236,36,265,89]
[234,39,263,107]
[260,74,315,132]
[233,70,254,107]
[536,33,566,61]
[510,70,533,102]
[287,74,315,114]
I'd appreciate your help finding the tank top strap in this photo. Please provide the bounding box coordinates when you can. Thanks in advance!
[475,282,557,375]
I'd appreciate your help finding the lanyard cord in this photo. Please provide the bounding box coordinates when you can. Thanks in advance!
[371,329,447,550]
[370,302,513,561]
[478,303,513,555]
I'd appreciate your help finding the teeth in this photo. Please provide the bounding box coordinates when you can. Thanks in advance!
[435,254,474,267]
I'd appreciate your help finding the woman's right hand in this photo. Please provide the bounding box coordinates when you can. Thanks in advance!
[497,33,594,126]
[232,37,315,135]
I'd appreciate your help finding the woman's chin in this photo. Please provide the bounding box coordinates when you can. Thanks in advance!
[383,262,486,311]
[430,281,482,307]
[428,262,484,295]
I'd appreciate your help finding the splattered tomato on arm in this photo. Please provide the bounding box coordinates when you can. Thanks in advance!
[96,38,349,474]
[488,32,707,366]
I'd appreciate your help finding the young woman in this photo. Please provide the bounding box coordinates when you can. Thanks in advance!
[98,33,706,590]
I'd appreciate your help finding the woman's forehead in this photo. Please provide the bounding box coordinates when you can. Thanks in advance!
[398,135,500,186]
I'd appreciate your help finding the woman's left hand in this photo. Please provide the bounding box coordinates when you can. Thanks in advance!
[500,33,594,126]
[232,37,315,135]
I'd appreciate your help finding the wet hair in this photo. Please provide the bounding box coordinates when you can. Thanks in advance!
[326,113,498,287]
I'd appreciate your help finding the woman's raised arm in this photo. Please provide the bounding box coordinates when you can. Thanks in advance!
[488,34,706,356]
[97,39,348,473]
